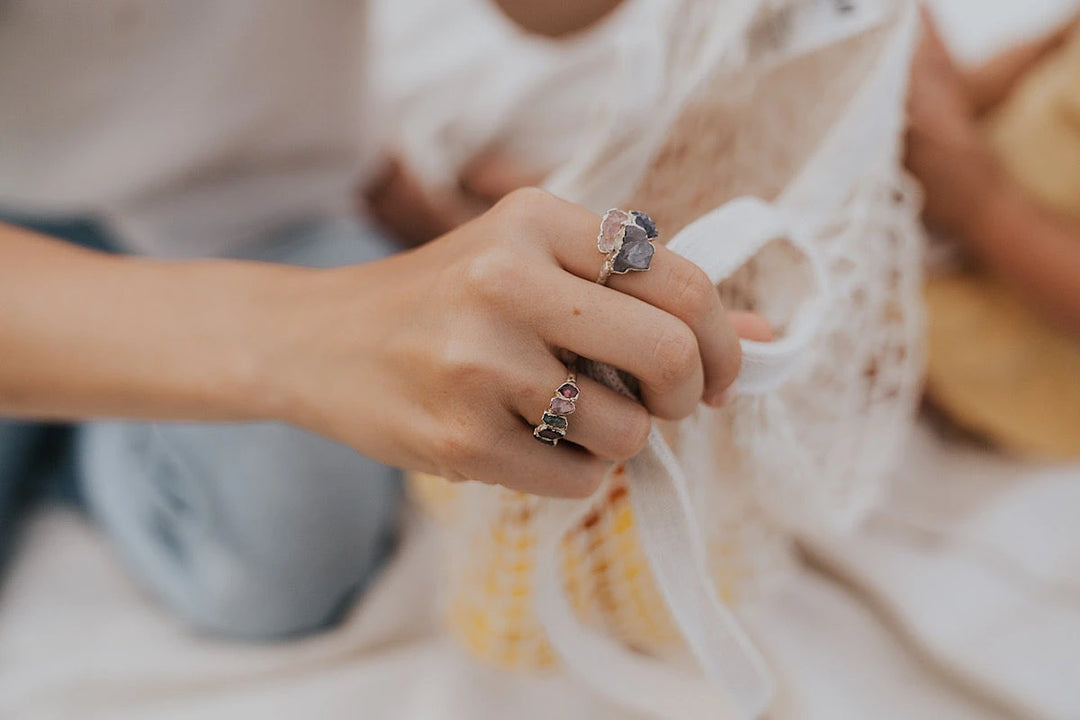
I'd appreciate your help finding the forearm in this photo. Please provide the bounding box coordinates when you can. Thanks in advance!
[0,222,299,422]
[958,180,1080,336]
[488,0,623,36]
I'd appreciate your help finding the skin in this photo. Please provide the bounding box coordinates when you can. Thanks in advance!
[489,0,624,37]
[907,8,1080,335]
[0,0,768,500]
[0,189,751,499]
[364,0,628,245]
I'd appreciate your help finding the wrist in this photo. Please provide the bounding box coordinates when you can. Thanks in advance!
[240,261,388,437]
[221,262,328,426]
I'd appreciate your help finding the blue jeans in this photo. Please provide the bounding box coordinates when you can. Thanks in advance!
[0,214,402,639]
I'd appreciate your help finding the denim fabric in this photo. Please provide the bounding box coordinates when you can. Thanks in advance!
[0,215,117,581]
[0,214,403,638]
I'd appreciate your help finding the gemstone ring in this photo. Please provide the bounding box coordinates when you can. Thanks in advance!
[596,209,659,285]
[533,367,581,446]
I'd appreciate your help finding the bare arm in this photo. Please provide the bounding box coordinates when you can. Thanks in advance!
[907,9,1080,336]
[0,222,295,421]
[953,174,1080,335]
[488,0,624,36]
[965,15,1079,116]
[0,188,749,499]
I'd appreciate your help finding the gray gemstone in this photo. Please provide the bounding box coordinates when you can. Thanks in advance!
[623,223,648,245]
[612,238,655,273]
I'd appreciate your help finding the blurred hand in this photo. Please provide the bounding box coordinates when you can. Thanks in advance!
[276,188,748,498]
[905,7,1001,234]
[363,153,546,248]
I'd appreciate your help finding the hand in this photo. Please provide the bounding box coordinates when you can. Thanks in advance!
[270,189,744,498]
[362,154,546,248]
[905,7,1002,234]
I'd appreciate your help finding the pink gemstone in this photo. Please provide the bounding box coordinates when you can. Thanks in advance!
[557,382,580,400]
[597,209,629,253]
[549,397,576,415]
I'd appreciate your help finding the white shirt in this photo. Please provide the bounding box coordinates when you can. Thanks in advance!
[0,0,378,256]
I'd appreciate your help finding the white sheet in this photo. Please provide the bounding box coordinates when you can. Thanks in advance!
[0,481,1010,720]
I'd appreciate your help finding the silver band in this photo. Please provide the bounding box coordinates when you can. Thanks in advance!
[596,209,659,285]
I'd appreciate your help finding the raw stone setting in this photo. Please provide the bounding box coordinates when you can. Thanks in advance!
[542,413,568,429]
[611,236,655,274]
[622,223,648,245]
[549,397,576,415]
[632,211,658,239]
[535,426,565,442]
[598,209,630,253]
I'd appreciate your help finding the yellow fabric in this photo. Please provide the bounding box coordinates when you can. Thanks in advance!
[925,275,1080,459]
[986,25,1080,225]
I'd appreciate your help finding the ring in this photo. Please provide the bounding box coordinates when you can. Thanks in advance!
[596,209,659,285]
[533,366,581,446]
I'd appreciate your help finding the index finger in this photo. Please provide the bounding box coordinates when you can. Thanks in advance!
[532,193,743,406]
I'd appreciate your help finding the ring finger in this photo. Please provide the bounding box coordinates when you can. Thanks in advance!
[512,357,652,463]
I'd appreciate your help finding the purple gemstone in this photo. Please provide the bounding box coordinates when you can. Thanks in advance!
[598,209,629,253]
[612,238,655,274]
[633,212,658,239]
[557,382,580,400]
[549,397,576,415]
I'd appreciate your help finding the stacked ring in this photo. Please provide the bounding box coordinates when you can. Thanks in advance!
[533,209,658,448]
[533,369,581,446]
[596,209,659,285]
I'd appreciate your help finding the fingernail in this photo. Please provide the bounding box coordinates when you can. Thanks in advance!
[706,388,736,408]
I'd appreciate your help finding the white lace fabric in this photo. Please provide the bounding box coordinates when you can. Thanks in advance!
[412,1,927,718]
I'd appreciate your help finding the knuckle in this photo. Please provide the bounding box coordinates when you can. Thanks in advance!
[716,333,743,391]
[670,263,717,322]
[613,406,652,460]
[649,323,700,391]
[434,423,483,467]
[460,249,522,306]
[434,338,500,393]
[495,186,555,227]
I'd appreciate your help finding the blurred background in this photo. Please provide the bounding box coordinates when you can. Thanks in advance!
[1,1,1078,719]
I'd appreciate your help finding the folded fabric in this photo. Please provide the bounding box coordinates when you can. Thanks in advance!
[804,424,1080,720]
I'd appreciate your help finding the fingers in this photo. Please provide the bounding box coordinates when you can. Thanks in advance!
[528,273,705,420]
[462,409,612,498]
[460,152,548,205]
[510,190,742,406]
[510,359,652,463]
[608,244,741,405]
[728,311,775,342]
[363,158,474,247]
